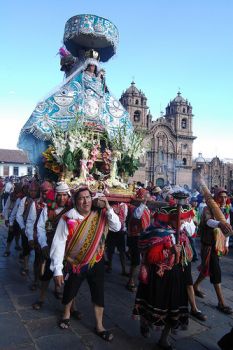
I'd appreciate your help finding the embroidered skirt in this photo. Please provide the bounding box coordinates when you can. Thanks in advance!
[133,264,189,329]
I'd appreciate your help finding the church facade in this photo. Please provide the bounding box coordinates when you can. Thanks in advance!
[120,82,196,188]
[120,82,233,192]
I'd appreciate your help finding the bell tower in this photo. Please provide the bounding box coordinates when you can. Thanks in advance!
[120,81,151,130]
[165,91,193,137]
[164,91,196,170]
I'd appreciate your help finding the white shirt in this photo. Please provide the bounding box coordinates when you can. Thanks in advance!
[25,200,45,241]
[2,196,12,220]
[120,203,128,231]
[16,197,27,230]
[37,206,64,248]
[25,201,37,241]
[134,203,148,219]
[9,198,21,226]
[207,215,230,247]
[50,207,121,277]
[181,220,196,237]
[4,182,14,193]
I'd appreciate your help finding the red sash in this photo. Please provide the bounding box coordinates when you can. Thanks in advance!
[64,210,108,273]
[128,205,150,236]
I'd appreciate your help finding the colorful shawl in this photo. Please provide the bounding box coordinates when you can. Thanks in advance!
[64,210,108,274]
[214,227,226,256]
[139,223,175,277]
[128,204,151,236]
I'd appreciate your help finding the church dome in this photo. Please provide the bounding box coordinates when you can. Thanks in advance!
[172,91,186,104]
[195,153,205,163]
[125,81,140,95]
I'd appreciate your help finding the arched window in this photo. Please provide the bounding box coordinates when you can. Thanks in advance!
[156,178,164,187]
[181,118,187,129]
[159,149,164,161]
[183,107,186,113]
[182,158,187,165]
[134,110,141,122]
[135,99,139,105]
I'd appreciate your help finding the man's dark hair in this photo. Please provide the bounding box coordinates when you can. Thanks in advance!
[74,187,92,203]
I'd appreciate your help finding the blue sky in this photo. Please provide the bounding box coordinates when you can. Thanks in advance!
[0,0,233,159]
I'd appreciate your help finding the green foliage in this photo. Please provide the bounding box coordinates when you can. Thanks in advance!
[117,155,140,177]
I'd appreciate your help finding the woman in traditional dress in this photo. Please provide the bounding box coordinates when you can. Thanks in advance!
[132,205,194,350]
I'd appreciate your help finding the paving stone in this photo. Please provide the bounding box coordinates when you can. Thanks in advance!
[0,294,15,313]
[19,306,60,321]
[192,325,229,350]
[0,283,7,296]
[80,326,156,350]
[26,316,74,339]
[5,282,36,296]
[0,312,31,348]
[35,333,85,350]
[174,337,209,350]
[195,303,233,327]
[171,318,208,340]
[11,293,43,310]
[1,225,233,349]
[3,343,36,350]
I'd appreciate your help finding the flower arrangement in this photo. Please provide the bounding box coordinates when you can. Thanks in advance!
[42,118,100,178]
[111,125,145,177]
[42,117,145,185]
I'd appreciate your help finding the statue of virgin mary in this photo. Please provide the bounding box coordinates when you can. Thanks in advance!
[18,14,133,173]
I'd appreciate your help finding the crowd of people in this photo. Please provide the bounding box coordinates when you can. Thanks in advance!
[0,176,232,350]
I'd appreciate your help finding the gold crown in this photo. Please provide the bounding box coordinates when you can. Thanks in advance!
[85,49,100,61]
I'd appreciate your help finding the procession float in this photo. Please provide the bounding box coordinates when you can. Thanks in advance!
[18,14,145,201]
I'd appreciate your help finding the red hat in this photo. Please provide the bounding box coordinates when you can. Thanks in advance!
[40,181,53,192]
[135,188,149,200]
[154,205,194,223]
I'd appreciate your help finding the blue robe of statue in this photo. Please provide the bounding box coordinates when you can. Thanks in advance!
[18,68,133,170]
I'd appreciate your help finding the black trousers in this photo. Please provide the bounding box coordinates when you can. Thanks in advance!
[7,221,20,243]
[62,259,105,307]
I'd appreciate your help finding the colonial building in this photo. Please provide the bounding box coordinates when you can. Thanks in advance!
[120,82,196,188]
[193,153,233,193]
[0,149,34,178]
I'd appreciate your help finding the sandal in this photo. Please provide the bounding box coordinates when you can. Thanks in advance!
[53,290,63,300]
[71,310,82,320]
[194,289,206,298]
[126,283,137,292]
[95,329,114,342]
[21,268,29,276]
[121,271,130,277]
[30,283,38,291]
[217,304,233,315]
[140,325,150,338]
[3,251,10,257]
[157,341,175,350]
[190,310,207,321]
[32,301,44,310]
[59,318,70,329]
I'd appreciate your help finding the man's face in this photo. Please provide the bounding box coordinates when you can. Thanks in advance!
[143,192,151,201]
[75,190,92,215]
[217,192,227,207]
[41,189,50,202]
[29,188,38,199]
[56,192,69,207]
